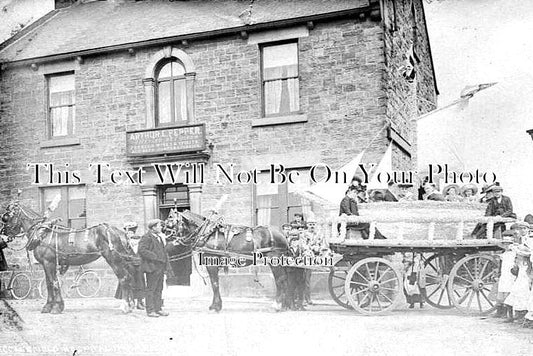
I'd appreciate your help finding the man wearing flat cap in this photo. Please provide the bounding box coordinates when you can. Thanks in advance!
[138,219,170,317]
[473,183,515,239]
[485,183,515,236]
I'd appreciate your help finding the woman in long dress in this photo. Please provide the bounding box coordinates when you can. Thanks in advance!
[504,247,531,323]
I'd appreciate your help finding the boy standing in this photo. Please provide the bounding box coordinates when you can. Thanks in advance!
[286,234,305,311]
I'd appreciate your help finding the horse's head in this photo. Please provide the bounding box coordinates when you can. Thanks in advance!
[173,212,193,239]
[1,202,24,237]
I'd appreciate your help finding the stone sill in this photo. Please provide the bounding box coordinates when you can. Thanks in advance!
[251,114,308,127]
[39,137,81,149]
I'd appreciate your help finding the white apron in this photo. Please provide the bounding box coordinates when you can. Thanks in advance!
[505,261,530,310]
[498,250,516,293]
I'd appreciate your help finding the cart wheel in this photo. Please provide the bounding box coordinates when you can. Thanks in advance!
[421,254,454,309]
[328,259,353,310]
[344,257,402,315]
[448,254,498,315]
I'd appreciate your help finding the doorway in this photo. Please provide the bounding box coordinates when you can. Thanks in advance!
[158,184,191,286]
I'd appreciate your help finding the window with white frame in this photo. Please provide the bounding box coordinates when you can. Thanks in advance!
[261,41,300,117]
[47,72,75,137]
[156,59,188,126]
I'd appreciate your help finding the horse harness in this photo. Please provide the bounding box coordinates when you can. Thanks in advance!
[190,214,277,261]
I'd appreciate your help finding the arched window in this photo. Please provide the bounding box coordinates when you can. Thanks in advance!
[143,47,195,128]
[156,59,188,125]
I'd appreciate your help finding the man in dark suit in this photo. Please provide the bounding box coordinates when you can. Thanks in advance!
[138,219,169,317]
[485,184,514,237]
[339,186,386,239]
[472,183,515,239]
[423,183,445,201]
[339,186,359,216]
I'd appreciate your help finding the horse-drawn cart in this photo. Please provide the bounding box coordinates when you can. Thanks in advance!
[320,201,513,316]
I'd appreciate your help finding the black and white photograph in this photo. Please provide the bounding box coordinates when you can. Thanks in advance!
[0,0,532,355]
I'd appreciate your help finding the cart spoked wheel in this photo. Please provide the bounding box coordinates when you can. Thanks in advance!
[328,259,353,310]
[448,254,498,315]
[421,254,454,309]
[344,257,402,315]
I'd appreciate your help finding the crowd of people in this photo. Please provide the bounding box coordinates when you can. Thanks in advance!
[280,213,329,311]
[115,219,171,318]
[490,221,533,328]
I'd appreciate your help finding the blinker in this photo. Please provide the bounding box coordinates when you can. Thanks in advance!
[245,229,253,242]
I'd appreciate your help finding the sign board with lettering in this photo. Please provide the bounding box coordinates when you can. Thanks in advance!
[126,124,206,156]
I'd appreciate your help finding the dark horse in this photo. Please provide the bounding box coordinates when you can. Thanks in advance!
[1,201,136,314]
[169,210,289,312]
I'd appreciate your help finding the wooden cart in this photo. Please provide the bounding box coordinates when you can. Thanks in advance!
[321,201,513,316]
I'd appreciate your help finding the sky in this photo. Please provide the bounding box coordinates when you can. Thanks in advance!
[0,0,53,43]
[0,0,532,215]
[422,0,533,216]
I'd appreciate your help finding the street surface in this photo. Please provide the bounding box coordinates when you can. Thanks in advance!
[1,296,532,356]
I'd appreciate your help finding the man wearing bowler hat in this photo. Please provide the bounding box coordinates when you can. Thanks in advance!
[138,219,170,317]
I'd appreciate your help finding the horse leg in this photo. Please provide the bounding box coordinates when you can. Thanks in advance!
[40,260,55,313]
[206,265,222,312]
[270,265,288,311]
[44,262,63,314]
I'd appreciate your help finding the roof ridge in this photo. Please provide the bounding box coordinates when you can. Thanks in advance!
[0,9,60,55]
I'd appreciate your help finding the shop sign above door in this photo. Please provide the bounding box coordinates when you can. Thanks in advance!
[126,124,206,156]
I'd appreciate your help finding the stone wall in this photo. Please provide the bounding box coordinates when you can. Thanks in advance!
[382,0,438,172]
[0,16,391,228]
[0,9,437,295]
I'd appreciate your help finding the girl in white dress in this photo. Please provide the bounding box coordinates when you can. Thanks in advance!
[504,246,531,323]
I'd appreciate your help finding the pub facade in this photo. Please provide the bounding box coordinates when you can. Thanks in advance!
[0,0,437,295]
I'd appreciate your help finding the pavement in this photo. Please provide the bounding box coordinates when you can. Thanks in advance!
[1,296,532,356]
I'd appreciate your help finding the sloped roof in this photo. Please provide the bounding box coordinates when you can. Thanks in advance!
[0,0,370,63]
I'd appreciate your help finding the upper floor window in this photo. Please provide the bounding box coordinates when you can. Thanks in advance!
[156,59,188,126]
[47,72,75,137]
[261,41,300,117]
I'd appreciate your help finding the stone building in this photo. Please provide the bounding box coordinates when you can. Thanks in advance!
[0,0,437,295]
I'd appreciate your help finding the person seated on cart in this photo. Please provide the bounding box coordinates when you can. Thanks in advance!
[339,186,386,239]
[349,176,368,203]
[479,183,495,203]
[422,183,445,201]
[472,183,515,239]
[443,184,463,202]
[286,233,305,311]
[460,183,478,203]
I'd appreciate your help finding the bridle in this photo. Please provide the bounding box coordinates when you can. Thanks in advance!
[1,202,47,249]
